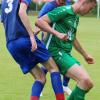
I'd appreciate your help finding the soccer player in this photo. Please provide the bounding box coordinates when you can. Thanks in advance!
[34,0,73,95]
[36,0,96,99]
[1,0,68,100]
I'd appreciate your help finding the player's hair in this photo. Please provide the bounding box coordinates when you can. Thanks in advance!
[78,0,96,4]
[86,0,97,3]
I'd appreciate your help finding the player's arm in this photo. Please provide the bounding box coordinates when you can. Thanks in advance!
[35,6,68,40]
[34,1,58,35]
[35,0,66,35]
[36,15,67,40]
[18,0,37,51]
[73,37,94,64]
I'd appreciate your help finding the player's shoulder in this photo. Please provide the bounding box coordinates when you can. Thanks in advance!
[60,5,75,15]
[44,0,57,8]
[52,5,72,14]
[46,0,57,5]
[20,0,32,6]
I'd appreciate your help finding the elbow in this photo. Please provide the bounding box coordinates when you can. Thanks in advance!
[18,9,22,17]
[18,9,25,19]
[35,19,42,28]
[35,20,38,27]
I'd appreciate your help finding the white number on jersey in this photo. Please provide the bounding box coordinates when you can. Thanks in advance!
[5,0,14,14]
[67,28,74,41]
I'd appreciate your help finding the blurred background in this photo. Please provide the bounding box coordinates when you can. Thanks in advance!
[0,0,100,18]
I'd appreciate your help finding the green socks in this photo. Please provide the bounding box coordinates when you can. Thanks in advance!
[67,86,88,100]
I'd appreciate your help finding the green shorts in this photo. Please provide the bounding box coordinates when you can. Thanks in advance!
[53,51,80,75]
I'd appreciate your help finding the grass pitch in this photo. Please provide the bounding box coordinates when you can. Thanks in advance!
[0,16,100,100]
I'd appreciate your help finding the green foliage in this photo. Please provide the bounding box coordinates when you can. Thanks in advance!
[29,2,45,11]
[29,2,36,10]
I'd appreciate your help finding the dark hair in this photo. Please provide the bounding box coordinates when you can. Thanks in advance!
[87,0,97,3]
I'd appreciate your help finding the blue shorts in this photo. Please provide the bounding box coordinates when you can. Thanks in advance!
[7,36,51,74]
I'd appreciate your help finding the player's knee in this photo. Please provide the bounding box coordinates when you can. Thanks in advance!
[48,58,59,72]
[86,79,94,90]
[82,77,94,90]
[36,75,46,84]
[43,57,59,72]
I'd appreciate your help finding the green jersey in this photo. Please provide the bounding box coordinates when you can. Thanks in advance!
[45,5,79,53]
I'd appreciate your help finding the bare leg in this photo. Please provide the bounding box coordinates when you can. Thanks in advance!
[42,57,65,100]
[30,65,46,83]
[65,64,93,100]
[66,64,93,90]
[30,65,46,100]
[42,57,59,72]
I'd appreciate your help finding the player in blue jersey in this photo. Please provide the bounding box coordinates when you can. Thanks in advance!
[1,0,68,100]
[34,0,74,95]
[38,0,74,18]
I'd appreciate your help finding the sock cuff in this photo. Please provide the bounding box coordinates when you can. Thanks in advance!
[35,80,44,85]
[76,86,88,94]
[31,81,44,97]
[51,72,60,75]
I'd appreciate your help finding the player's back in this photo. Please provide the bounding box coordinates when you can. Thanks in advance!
[1,0,28,44]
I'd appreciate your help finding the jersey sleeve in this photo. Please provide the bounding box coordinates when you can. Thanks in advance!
[20,0,31,6]
[47,6,68,23]
[38,1,57,18]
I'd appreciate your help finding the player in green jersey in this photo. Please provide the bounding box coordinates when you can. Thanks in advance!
[36,0,96,99]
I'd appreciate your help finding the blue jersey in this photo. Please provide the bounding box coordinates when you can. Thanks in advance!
[1,0,31,43]
[38,1,57,18]
[1,0,51,74]
[38,0,72,18]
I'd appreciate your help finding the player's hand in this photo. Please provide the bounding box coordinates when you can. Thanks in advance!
[30,36,37,52]
[84,54,94,64]
[57,33,68,40]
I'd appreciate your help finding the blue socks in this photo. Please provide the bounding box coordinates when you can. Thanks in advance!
[63,76,70,86]
[31,81,44,100]
[51,72,65,100]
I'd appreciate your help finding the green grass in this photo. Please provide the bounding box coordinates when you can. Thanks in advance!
[0,16,100,100]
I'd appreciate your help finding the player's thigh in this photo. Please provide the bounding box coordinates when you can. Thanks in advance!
[30,65,46,83]
[66,64,91,82]
[42,57,59,72]
[55,53,80,75]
